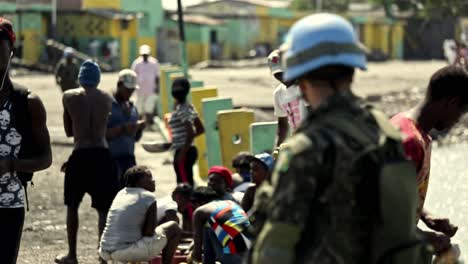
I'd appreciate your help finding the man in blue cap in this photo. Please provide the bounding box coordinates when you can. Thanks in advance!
[241,153,274,212]
[250,13,429,263]
[58,60,117,264]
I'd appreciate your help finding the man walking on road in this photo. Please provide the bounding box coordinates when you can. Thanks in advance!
[269,49,307,148]
[132,44,160,129]
[57,60,117,264]
[391,65,467,256]
[107,69,146,187]
[0,17,52,264]
[55,47,79,93]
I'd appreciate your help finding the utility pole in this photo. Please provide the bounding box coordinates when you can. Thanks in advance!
[51,0,57,39]
[177,0,189,77]
[316,0,322,11]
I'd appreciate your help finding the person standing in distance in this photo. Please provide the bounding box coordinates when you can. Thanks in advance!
[55,47,80,93]
[131,44,160,129]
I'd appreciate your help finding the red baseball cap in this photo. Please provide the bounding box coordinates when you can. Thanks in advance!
[208,166,233,188]
[0,17,16,46]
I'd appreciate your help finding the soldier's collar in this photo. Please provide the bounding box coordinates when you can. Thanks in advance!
[312,91,357,114]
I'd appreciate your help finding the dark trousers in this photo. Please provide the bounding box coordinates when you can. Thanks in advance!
[173,146,198,186]
[0,208,25,264]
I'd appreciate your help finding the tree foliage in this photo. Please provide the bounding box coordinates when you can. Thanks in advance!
[290,0,351,12]
[369,0,468,19]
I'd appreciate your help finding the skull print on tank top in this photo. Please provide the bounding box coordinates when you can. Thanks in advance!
[0,100,24,208]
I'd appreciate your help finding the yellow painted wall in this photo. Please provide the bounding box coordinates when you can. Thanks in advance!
[137,37,157,58]
[255,6,269,17]
[58,15,113,37]
[373,24,390,55]
[278,18,296,28]
[191,87,218,179]
[364,22,376,51]
[217,109,255,171]
[22,30,42,63]
[121,30,130,68]
[82,0,121,9]
[257,17,278,44]
[187,42,209,64]
[110,19,138,38]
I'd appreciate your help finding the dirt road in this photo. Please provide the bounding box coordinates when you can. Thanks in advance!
[12,60,467,263]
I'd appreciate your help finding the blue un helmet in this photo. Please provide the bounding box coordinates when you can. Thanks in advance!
[283,13,367,82]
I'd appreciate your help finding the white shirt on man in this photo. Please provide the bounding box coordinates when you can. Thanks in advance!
[100,188,156,251]
[273,84,308,131]
[131,56,160,96]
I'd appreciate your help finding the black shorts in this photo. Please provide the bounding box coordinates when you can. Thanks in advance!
[64,148,118,211]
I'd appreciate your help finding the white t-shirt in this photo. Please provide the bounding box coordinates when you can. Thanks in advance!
[131,56,160,96]
[156,196,178,223]
[100,188,156,251]
[273,84,308,131]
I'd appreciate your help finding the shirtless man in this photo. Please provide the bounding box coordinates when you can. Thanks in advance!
[56,60,117,264]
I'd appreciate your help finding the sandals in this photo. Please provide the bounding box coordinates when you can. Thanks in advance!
[54,255,78,264]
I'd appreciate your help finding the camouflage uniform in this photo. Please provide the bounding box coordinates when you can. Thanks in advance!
[250,91,424,263]
[55,59,80,92]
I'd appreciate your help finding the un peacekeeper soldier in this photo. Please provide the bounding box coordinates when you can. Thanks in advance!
[250,13,431,263]
[55,47,79,93]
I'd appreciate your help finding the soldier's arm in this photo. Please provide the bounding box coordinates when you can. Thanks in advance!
[252,134,319,264]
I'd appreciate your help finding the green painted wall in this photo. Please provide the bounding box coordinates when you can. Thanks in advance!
[0,3,17,12]
[121,0,163,37]
[20,13,42,31]
[226,19,258,57]
[269,7,294,18]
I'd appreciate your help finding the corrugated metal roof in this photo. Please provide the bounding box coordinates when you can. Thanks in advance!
[162,0,205,11]
[61,9,142,20]
[171,14,224,26]
[163,0,291,11]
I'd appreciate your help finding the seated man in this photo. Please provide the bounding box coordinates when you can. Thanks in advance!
[172,183,195,233]
[190,187,252,264]
[207,166,243,203]
[241,153,274,212]
[99,166,181,264]
[232,152,254,193]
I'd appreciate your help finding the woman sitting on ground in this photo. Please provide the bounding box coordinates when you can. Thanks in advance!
[99,166,181,264]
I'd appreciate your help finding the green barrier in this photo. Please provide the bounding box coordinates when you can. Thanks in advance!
[202,97,234,168]
[250,121,278,155]
[190,80,204,88]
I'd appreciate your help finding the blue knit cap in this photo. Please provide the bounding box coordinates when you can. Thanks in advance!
[79,59,101,87]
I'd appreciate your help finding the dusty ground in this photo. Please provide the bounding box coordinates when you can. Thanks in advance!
[12,60,468,263]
